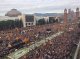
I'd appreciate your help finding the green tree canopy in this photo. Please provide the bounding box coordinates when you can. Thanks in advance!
[0,20,23,31]
[37,18,46,25]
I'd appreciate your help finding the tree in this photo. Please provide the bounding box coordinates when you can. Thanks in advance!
[0,19,23,31]
[19,20,23,28]
[37,18,46,25]
[14,20,23,28]
[7,20,15,29]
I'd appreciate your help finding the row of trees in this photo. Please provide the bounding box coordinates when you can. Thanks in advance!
[36,18,58,25]
[0,18,59,30]
[0,20,23,31]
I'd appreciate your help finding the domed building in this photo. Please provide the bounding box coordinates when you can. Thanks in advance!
[5,9,22,17]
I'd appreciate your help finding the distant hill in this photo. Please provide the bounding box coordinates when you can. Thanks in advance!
[34,13,63,17]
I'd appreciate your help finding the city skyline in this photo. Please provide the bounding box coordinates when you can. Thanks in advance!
[0,0,80,16]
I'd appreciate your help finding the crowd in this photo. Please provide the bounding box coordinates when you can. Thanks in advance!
[19,28,80,59]
[0,22,78,59]
[0,23,60,57]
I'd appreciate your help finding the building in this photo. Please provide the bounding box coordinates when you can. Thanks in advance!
[76,8,79,18]
[34,16,49,24]
[76,8,80,21]
[21,15,50,27]
[67,9,75,23]
[5,9,22,17]
[49,16,60,23]
[0,9,22,21]
[21,14,35,27]
[64,8,68,25]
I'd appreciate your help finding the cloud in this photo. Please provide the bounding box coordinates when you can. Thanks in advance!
[0,0,80,15]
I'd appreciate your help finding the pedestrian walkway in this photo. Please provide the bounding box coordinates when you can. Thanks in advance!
[7,31,64,59]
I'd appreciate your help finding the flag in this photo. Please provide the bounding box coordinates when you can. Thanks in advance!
[23,37,29,43]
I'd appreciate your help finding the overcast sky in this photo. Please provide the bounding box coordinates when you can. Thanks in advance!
[0,0,80,16]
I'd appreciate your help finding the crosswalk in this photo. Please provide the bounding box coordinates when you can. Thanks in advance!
[7,31,64,59]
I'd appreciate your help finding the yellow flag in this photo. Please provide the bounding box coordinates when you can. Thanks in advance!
[24,37,29,43]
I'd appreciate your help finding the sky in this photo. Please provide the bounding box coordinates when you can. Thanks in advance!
[0,0,80,16]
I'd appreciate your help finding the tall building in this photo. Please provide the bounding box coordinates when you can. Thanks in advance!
[64,8,67,25]
[68,9,71,14]
[68,9,75,23]
[76,8,79,20]
[68,9,72,22]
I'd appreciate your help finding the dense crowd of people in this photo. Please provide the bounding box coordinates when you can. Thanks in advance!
[0,23,60,58]
[19,27,80,59]
[0,22,79,59]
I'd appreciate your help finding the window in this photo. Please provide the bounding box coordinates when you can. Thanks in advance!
[28,23,30,25]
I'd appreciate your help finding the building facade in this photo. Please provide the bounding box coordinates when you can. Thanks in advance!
[64,8,68,25]
[21,14,35,27]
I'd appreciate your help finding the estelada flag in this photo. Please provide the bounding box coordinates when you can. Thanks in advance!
[23,37,29,43]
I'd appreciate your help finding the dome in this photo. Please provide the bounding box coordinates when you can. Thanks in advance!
[5,9,22,17]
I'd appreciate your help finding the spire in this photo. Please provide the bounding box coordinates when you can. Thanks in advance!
[76,7,79,12]
[64,8,67,25]
[76,7,79,20]
[68,9,71,14]
[64,8,67,13]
